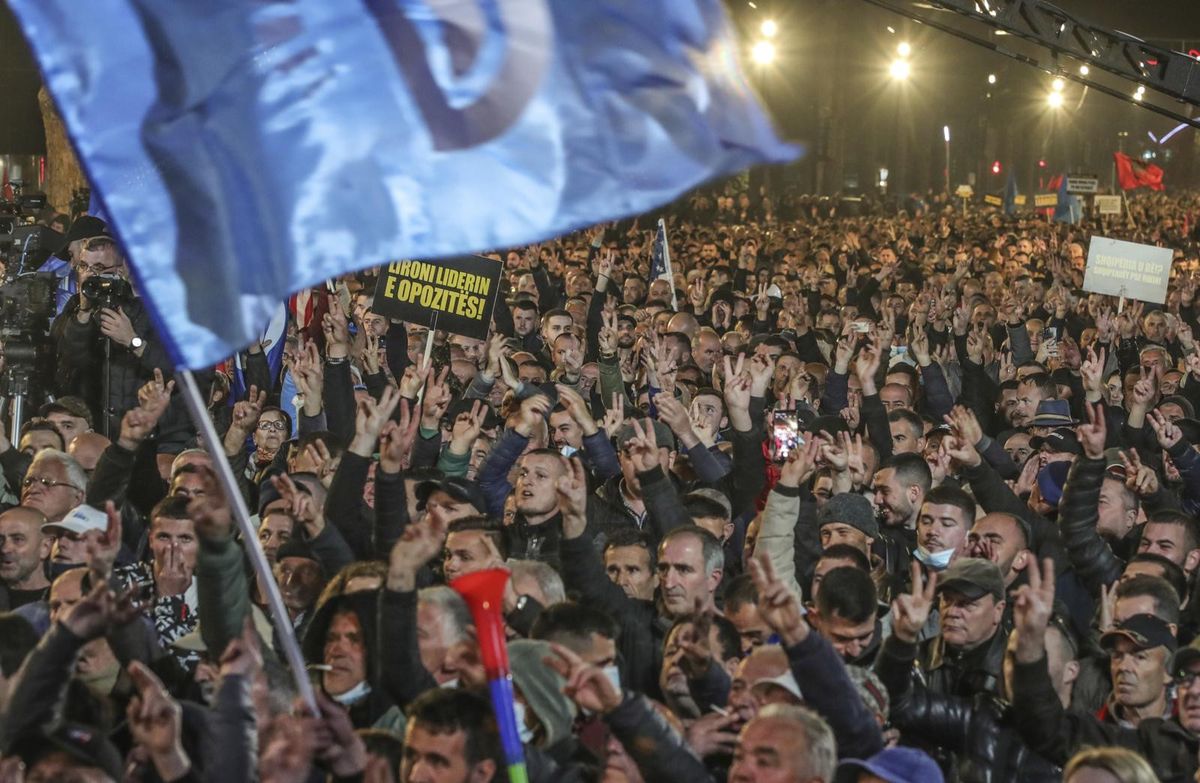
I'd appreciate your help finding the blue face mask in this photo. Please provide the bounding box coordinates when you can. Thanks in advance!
[914,546,955,571]
[560,445,579,458]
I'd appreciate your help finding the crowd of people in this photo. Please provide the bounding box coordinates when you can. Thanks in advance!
[1,185,1200,783]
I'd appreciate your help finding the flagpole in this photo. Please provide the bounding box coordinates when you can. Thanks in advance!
[658,218,678,310]
[176,368,318,711]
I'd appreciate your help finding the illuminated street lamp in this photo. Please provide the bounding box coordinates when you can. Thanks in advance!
[761,19,778,37]
[1051,77,1065,92]
[751,40,776,65]
[1079,64,1090,75]
[897,41,912,57]
[889,59,911,80]
[1047,91,1064,108]
[987,73,997,84]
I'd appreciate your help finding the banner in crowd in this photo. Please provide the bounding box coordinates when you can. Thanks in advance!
[8,0,797,370]
[1095,195,1124,215]
[1082,236,1172,303]
[372,257,502,340]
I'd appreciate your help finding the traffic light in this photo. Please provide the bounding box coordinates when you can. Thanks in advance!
[1038,159,1047,168]
[991,160,1002,175]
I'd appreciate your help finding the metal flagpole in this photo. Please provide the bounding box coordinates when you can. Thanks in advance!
[176,368,318,710]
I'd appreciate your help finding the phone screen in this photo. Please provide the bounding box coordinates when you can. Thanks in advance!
[770,410,803,463]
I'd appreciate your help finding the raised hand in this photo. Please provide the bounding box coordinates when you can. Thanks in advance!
[623,418,661,474]
[654,393,699,448]
[722,355,752,430]
[228,385,267,442]
[945,405,983,448]
[378,400,420,473]
[1080,346,1106,401]
[600,392,625,435]
[939,434,981,469]
[1012,558,1056,663]
[127,661,190,781]
[351,385,402,456]
[84,500,124,581]
[1148,409,1183,450]
[447,400,488,455]
[292,338,326,416]
[747,353,775,398]
[544,643,622,715]
[513,394,553,438]
[1076,401,1107,460]
[421,366,453,425]
[272,473,322,538]
[322,296,351,359]
[556,457,589,539]
[598,311,619,357]
[891,561,938,644]
[387,512,449,592]
[398,359,432,399]
[60,576,139,640]
[748,553,807,646]
[778,438,820,488]
[1121,450,1159,498]
[556,384,599,437]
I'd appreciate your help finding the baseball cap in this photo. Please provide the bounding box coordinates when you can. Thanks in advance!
[15,723,124,781]
[1035,460,1071,508]
[52,216,112,261]
[817,493,879,538]
[1100,613,1177,653]
[1172,637,1200,677]
[1029,428,1082,455]
[416,476,488,514]
[834,747,945,783]
[685,488,732,521]
[749,670,803,701]
[43,503,107,536]
[937,557,1005,602]
[39,396,94,427]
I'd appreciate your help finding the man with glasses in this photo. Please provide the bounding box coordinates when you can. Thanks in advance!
[20,449,87,526]
[50,225,172,437]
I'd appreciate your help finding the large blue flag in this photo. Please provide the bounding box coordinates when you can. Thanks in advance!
[1002,171,1019,216]
[10,0,796,369]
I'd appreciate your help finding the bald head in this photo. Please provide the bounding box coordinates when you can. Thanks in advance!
[667,312,700,339]
[67,432,111,472]
[48,567,87,624]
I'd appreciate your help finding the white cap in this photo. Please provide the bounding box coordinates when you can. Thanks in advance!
[750,670,804,701]
[42,504,107,536]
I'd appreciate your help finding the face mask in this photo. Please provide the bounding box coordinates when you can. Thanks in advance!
[914,546,955,571]
[331,680,371,706]
[512,701,535,744]
[602,665,622,695]
[560,445,579,458]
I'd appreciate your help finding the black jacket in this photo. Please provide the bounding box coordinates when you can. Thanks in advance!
[51,293,173,437]
[1013,653,1198,783]
[919,627,1007,701]
[876,635,1061,783]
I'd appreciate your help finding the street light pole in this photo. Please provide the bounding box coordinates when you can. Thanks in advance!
[943,125,951,196]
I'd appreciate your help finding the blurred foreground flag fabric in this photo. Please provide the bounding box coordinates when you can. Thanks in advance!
[9,0,797,369]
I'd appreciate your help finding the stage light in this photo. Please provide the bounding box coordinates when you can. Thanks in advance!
[1136,84,1146,95]
[991,161,1002,175]
[889,59,911,80]
[1047,91,1064,108]
[761,19,778,37]
[943,125,950,142]
[1079,64,1090,75]
[987,73,997,84]
[1052,77,1065,92]
[897,41,912,57]
[751,40,776,65]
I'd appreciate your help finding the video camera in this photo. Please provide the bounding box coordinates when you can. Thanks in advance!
[81,274,134,312]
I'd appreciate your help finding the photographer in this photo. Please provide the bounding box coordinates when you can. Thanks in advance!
[50,231,172,438]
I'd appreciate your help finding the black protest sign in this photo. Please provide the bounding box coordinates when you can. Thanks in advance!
[372,256,502,340]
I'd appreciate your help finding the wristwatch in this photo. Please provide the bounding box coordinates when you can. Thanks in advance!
[129,336,145,351]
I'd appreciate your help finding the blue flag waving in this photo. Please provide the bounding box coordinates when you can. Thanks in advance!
[1003,172,1019,216]
[10,0,796,370]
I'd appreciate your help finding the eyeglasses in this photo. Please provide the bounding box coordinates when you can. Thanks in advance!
[76,261,117,276]
[257,420,288,433]
[22,475,80,491]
